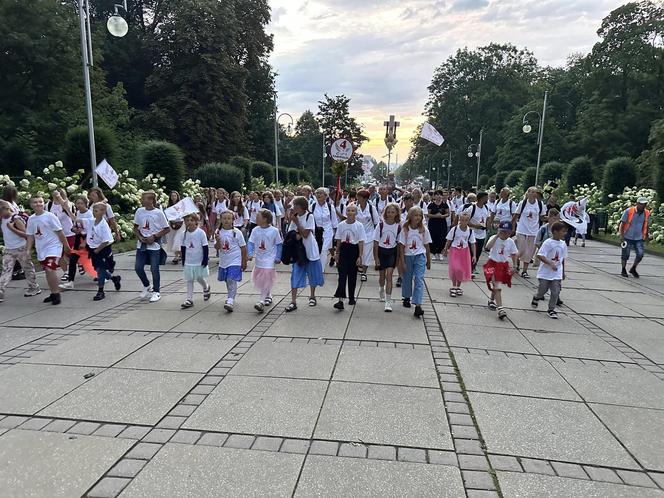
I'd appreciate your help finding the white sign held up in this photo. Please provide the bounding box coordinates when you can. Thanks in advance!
[420,122,445,146]
[330,139,354,162]
[95,159,119,189]
[164,197,198,221]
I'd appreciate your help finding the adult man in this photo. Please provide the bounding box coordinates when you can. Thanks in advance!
[515,187,547,278]
[619,197,651,278]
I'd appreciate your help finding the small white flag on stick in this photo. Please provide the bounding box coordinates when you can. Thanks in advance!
[95,159,119,189]
[420,122,445,146]
[164,197,198,221]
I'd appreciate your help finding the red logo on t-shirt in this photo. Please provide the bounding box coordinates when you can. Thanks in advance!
[410,239,417,250]
[259,239,266,251]
[552,251,560,262]
[498,247,505,256]
[35,226,42,236]
[143,220,150,230]
[222,239,230,251]
[384,235,391,245]
[345,233,351,243]
[189,241,194,249]
[527,211,533,219]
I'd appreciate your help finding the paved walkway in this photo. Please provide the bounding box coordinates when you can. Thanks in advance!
[0,240,663,497]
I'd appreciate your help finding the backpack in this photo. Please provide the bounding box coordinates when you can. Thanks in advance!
[310,200,333,224]
[461,203,476,220]
[378,221,402,239]
[449,225,473,243]
[518,199,543,217]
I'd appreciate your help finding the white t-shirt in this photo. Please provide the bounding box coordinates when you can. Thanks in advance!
[451,195,466,214]
[414,199,429,219]
[74,209,94,234]
[399,226,432,256]
[373,221,400,249]
[217,227,246,268]
[487,200,497,214]
[375,197,394,216]
[182,228,209,266]
[248,200,263,224]
[84,218,114,249]
[537,238,567,280]
[103,203,115,221]
[213,199,229,215]
[493,199,517,223]
[487,235,518,263]
[274,199,285,219]
[463,204,489,240]
[516,200,545,236]
[446,225,476,249]
[1,215,26,250]
[48,202,74,237]
[313,201,338,230]
[232,205,249,227]
[355,203,378,241]
[288,212,320,262]
[134,207,169,250]
[26,211,63,260]
[249,226,282,269]
[335,220,366,245]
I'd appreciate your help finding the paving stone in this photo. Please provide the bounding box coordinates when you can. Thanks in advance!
[451,425,479,439]
[521,458,556,475]
[224,434,255,449]
[252,436,283,452]
[67,421,101,435]
[280,439,310,454]
[88,477,132,498]
[108,458,147,478]
[462,470,496,490]
[551,461,588,479]
[125,442,163,460]
[142,429,175,444]
[168,405,196,417]
[649,472,664,489]
[156,416,185,430]
[441,382,463,392]
[455,438,484,455]
[428,449,458,466]
[397,447,427,463]
[616,470,657,488]
[448,413,474,426]
[459,454,491,471]
[584,466,622,483]
[190,385,215,395]
[169,430,202,445]
[488,454,522,471]
[117,426,150,440]
[444,392,466,403]
[43,419,77,433]
[18,417,52,430]
[197,432,228,447]
[466,491,500,498]
[367,444,396,461]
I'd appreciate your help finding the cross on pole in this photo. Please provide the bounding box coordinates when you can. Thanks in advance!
[384,115,400,175]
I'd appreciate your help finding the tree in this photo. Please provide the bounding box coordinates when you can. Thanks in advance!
[504,170,524,187]
[495,170,509,191]
[229,155,253,186]
[293,111,324,184]
[316,94,368,181]
[521,167,537,188]
[540,161,567,183]
[251,161,274,185]
[603,156,637,196]
[138,141,185,192]
[64,127,118,176]
[654,150,664,201]
[195,163,243,192]
[565,156,595,191]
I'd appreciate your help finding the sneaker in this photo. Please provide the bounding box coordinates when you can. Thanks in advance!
[449,288,458,297]
[414,305,424,318]
[548,310,558,319]
[521,271,530,279]
[93,290,105,301]
[621,268,629,278]
[396,277,402,288]
[0,290,4,303]
[43,294,54,303]
[629,267,640,278]
[497,308,507,320]
[111,275,122,291]
[581,242,585,247]
[24,288,42,297]
[254,301,265,313]
[348,299,356,305]
[60,273,69,282]
[59,281,74,291]
[488,299,497,310]
[402,298,411,308]
[573,238,577,246]
[360,273,368,282]
[140,286,152,299]
[531,297,539,308]
[149,292,161,302]
[78,265,85,275]
[333,301,344,310]
[181,299,194,309]
[264,296,273,306]
[50,293,61,305]
[379,287,385,302]
[224,300,234,312]
[384,300,393,312]
[556,299,564,306]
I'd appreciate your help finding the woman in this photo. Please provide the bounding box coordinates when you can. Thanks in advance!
[355,189,380,281]
[312,187,339,267]
[427,190,449,260]
[87,187,122,241]
[167,191,181,207]
[165,191,184,264]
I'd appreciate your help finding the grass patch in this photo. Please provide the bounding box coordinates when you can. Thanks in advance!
[593,232,664,257]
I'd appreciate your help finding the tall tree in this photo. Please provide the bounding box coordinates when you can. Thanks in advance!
[292,110,324,184]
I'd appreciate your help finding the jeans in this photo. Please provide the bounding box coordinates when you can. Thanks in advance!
[91,246,114,289]
[621,239,644,262]
[135,249,161,292]
[534,279,561,312]
[402,253,426,305]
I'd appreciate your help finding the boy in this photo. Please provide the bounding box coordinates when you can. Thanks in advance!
[133,191,170,302]
[0,200,41,302]
[86,202,122,301]
[483,221,518,319]
[25,195,70,305]
[531,221,568,319]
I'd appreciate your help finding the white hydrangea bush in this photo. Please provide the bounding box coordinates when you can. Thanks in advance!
[606,187,662,243]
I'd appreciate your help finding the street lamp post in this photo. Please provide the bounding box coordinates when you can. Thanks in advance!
[79,0,128,188]
[468,128,482,188]
[321,133,326,187]
[273,96,294,186]
[522,90,548,186]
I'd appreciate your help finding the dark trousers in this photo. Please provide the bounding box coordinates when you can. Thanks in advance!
[135,249,161,292]
[472,237,486,271]
[67,234,85,282]
[89,245,113,288]
[334,243,359,300]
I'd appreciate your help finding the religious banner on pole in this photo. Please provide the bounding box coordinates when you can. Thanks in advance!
[95,159,119,189]
[164,197,198,221]
[420,122,445,146]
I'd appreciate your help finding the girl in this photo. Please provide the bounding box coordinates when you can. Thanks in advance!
[87,187,122,241]
[285,196,324,312]
[248,209,282,313]
[59,195,94,290]
[312,188,339,267]
[210,188,228,236]
[333,204,365,310]
[262,191,280,228]
[373,203,401,312]
[229,191,249,236]
[398,207,431,318]
[427,190,449,261]
[484,221,518,319]
[273,190,286,233]
[444,212,476,297]
[247,191,263,235]
[86,202,122,301]
[215,210,247,312]
[167,191,181,207]
[355,189,379,281]
[180,213,211,308]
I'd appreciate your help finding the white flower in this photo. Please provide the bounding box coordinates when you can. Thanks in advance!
[47,183,57,190]
[24,170,32,177]
[48,164,55,171]
[66,185,78,193]
[55,161,63,168]
[19,179,30,188]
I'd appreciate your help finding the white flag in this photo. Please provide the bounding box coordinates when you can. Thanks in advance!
[164,197,198,221]
[420,122,445,146]
[95,159,119,189]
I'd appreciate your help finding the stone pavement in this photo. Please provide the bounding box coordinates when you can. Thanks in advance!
[0,240,663,497]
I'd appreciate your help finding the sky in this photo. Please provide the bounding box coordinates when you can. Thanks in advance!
[268,0,626,167]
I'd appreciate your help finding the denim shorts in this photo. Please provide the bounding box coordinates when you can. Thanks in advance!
[621,239,644,260]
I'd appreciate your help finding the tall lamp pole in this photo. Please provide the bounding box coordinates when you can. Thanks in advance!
[522,90,548,186]
[80,0,129,188]
[321,133,326,187]
[273,96,293,186]
[468,128,482,188]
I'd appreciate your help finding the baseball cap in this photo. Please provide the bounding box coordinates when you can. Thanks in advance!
[637,197,648,204]
[498,221,513,232]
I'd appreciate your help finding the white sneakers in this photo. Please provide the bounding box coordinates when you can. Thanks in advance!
[59,281,74,291]
[384,299,393,312]
[140,286,152,299]
[379,287,385,302]
[149,292,161,302]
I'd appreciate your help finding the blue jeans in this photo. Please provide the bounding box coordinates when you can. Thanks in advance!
[402,253,426,305]
[621,239,644,263]
[135,249,161,292]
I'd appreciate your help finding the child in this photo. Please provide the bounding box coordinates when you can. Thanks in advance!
[531,221,568,319]
[444,212,476,297]
[59,195,94,290]
[25,195,70,305]
[85,202,122,301]
[0,200,41,302]
[483,221,518,319]
[133,191,170,303]
[333,204,366,310]
[180,213,211,308]
[398,206,431,318]
[285,196,325,312]
[247,191,263,236]
[355,189,380,282]
[229,191,249,235]
[373,203,400,312]
[248,209,282,313]
[215,210,247,312]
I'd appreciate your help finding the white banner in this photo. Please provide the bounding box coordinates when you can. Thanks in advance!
[330,139,354,162]
[420,122,445,146]
[561,198,590,236]
[95,159,119,189]
[164,197,198,221]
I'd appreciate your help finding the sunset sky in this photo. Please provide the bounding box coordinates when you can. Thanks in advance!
[268,0,625,166]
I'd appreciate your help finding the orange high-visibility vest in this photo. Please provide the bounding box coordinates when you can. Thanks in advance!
[624,207,650,239]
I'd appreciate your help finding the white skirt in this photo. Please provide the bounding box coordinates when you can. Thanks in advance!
[322,226,334,253]
[362,240,374,267]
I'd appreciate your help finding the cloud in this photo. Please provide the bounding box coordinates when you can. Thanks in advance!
[449,0,489,11]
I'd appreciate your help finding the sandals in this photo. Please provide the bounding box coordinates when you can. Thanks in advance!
[285,302,298,312]
[264,296,273,306]
[203,285,211,301]
[488,299,497,310]
[449,288,458,297]
[360,273,368,282]
[308,297,317,307]
[171,257,180,265]
[181,299,194,309]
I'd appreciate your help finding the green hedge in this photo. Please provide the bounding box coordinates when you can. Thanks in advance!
[138,140,185,193]
[504,170,523,188]
[521,167,537,188]
[495,170,509,191]
[540,161,566,183]
[251,161,274,184]
[565,156,594,192]
[64,126,117,176]
[194,162,243,192]
[229,155,252,186]
[603,156,637,197]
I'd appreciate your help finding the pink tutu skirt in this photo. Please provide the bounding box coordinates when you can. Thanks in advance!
[252,267,277,292]
[448,246,472,282]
